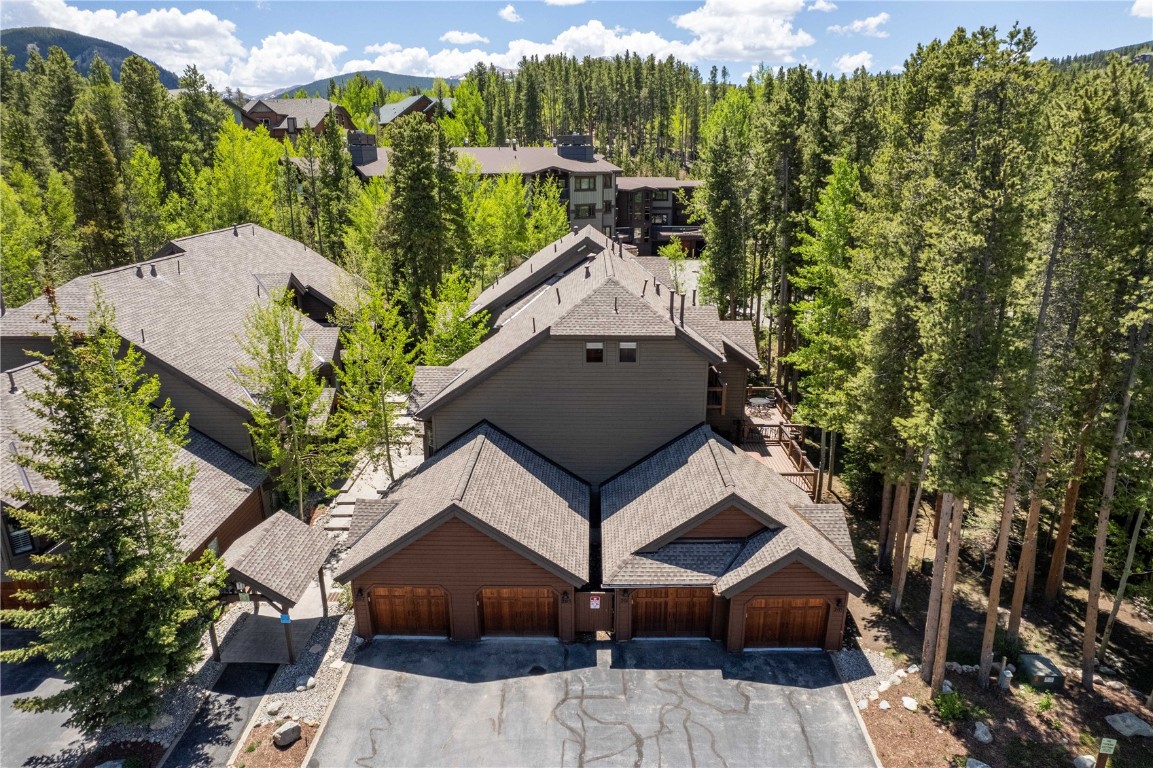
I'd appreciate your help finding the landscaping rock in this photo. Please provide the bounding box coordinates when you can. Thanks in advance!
[878,681,891,694]
[966,759,992,768]
[1007,663,1015,673]
[149,714,174,731]
[902,696,918,711]
[273,720,301,747]
[1099,666,1116,676]
[857,698,868,710]
[1105,712,1153,738]
[942,680,954,695]
[906,663,919,675]
[266,700,284,716]
[330,660,345,671]
[354,636,364,646]
[888,674,903,686]
[879,700,891,710]
[869,690,880,701]
[296,685,306,692]
[974,722,994,744]
[306,676,317,689]
[309,643,323,654]
[896,669,908,679]
[1106,680,1125,691]
[95,761,126,768]
[1073,756,1095,768]
[304,719,320,727]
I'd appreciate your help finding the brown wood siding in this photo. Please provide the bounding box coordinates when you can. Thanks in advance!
[479,587,557,636]
[679,506,766,539]
[630,587,715,637]
[575,591,614,632]
[350,517,576,641]
[432,338,708,484]
[706,361,749,439]
[188,488,265,561]
[371,586,449,636]
[725,562,848,652]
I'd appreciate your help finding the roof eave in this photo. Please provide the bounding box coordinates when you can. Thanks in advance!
[717,550,867,599]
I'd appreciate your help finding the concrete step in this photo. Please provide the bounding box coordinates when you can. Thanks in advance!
[325,517,352,531]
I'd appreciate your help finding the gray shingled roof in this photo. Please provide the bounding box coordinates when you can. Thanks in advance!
[376,94,429,125]
[600,425,864,595]
[616,177,702,192]
[456,145,621,175]
[792,504,856,560]
[409,367,464,412]
[243,98,342,130]
[0,225,361,411]
[335,422,590,584]
[609,540,743,586]
[1,362,267,555]
[412,228,733,418]
[222,510,334,608]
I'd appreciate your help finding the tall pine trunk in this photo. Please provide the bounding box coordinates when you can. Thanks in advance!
[931,496,966,695]
[891,448,931,616]
[1007,437,1054,645]
[876,478,895,570]
[1098,506,1146,665]
[815,430,828,502]
[921,491,953,685]
[978,459,1020,684]
[1082,321,1147,690]
[886,465,913,615]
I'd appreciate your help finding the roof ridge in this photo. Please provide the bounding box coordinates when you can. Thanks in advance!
[707,436,735,489]
[452,433,487,503]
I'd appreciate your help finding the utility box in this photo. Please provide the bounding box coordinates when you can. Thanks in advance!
[1018,654,1065,690]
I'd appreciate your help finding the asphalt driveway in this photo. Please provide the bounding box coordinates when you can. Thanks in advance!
[309,639,877,768]
[1,630,86,768]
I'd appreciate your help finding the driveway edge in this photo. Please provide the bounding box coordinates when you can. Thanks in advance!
[840,679,882,768]
[224,663,283,767]
[300,651,355,768]
[155,660,228,768]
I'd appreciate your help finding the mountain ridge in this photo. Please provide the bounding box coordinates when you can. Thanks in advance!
[2,27,180,88]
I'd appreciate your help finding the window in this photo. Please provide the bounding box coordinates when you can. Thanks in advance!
[585,342,604,363]
[651,213,669,225]
[575,176,596,191]
[259,117,271,127]
[619,342,637,363]
[603,174,614,188]
[5,516,33,555]
[603,201,613,214]
[574,203,596,219]
[653,189,670,201]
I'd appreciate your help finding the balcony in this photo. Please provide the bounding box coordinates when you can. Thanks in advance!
[738,386,818,499]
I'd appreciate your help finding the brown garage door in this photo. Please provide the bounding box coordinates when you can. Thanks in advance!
[480,587,558,636]
[370,586,450,636]
[631,588,715,637]
[744,597,829,648]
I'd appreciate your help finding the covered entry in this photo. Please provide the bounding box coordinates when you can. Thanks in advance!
[631,588,715,637]
[370,586,449,636]
[479,587,558,636]
[744,597,829,648]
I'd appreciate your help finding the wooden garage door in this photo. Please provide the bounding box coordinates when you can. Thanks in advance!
[370,586,449,636]
[744,597,829,648]
[632,588,715,637]
[480,587,557,636]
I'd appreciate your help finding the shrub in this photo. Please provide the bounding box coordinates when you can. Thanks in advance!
[934,691,988,722]
[1036,691,1054,714]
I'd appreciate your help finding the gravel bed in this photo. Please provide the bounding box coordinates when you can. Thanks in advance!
[250,610,357,727]
[831,647,898,700]
[95,604,252,749]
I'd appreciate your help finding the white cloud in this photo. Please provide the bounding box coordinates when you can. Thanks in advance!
[544,0,587,4]
[3,0,246,76]
[1131,0,1152,17]
[671,0,814,62]
[828,12,890,38]
[230,32,347,92]
[808,0,837,11]
[834,51,873,73]
[440,30,490,45]
[498,4,523,22]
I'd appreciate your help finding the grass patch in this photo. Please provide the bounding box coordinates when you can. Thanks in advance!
[934,691,989,722]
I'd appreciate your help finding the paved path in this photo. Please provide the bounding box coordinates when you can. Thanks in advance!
[309,639,877,768]
[219,580,328,664]
[0,631,87,768]
[166,662,278,768]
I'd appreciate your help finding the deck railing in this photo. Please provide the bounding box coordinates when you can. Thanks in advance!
[746,385,794,421]
[706,383,727,411]
[742,421,818,499]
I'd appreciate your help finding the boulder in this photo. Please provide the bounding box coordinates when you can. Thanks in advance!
[149,714,174,731]
[857,698,868,710]
[878,681,891,694]
[266,700,284,716]
[902,696,918,711]
[907,664,920,675]
[879,700,891,711]
[1073,757,1096,768]
[1105,712,1153,738]
[966,760,992,768]
[942,681,954,695]
[309,643,323,654]
[306,676,317,689]
[974,722,994,744]
[1099,666,1116,676]
[1107,680,1125,691]
[95,761,126,768]
[273,720,301,747]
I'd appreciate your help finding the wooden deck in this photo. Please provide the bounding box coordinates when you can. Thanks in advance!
[738,387,818,499]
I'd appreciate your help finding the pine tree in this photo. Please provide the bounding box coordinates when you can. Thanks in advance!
[1,53,52,181]
[0,293,224,734]
[336,289,414,481]
[70,112,130,271]
[176,65,230,168]
[34,46,83,170]
[233,289,341,520]
[79,56,129,165]
[120,55,190,193]
[316,114,357,264]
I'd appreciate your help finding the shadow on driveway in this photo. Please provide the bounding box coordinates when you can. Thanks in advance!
[1,630,87,768]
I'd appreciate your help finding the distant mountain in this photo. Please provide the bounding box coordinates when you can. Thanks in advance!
[265,70,458,99]
[2,27,180,88]
[1048,40,1153,76]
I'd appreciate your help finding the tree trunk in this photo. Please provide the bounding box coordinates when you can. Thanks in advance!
[815,430,828,502]
[1099,506,1146,665]
[1082,321,1147,691]
[931,496,966,696]
[827,432,838,496]
[979,452,1022,685]
[877,479,895,570]
[884,483,903,572]
[886,465,913,615]
[1007,436,1055,645]
[921,491,953,685]
[891,448,931,617]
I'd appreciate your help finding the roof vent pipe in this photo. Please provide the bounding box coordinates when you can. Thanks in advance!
[655,281,660,296]
[233,223,238,236]
[7,371,18,394]
[669,291,675,320]
[641,279,648,297]
[556,286,561,304]
[140,328,146,344]
[679,293,685,326]
[177,260,181,275]
[692,289,697,306]
[150,264,157,277]
[135,265,143,278]
[614,296,618,314]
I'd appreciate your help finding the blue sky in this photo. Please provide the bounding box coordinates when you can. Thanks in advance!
[2,0,1150,93]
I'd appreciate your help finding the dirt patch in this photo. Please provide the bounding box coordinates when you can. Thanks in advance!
[234,721,317,768]
[78,740,166,768]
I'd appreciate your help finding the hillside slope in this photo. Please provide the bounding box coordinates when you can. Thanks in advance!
[267,69,457,98]
[1,26,180,87]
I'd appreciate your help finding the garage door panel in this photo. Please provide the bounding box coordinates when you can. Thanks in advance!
[632,588,714,637]
[371,586,449,636]
[480,587,557,636]
[744,597,828,648]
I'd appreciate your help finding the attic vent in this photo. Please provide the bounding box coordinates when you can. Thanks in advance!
[150,264,157,277]
[135,265,144,278]
[233,223,238,236]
